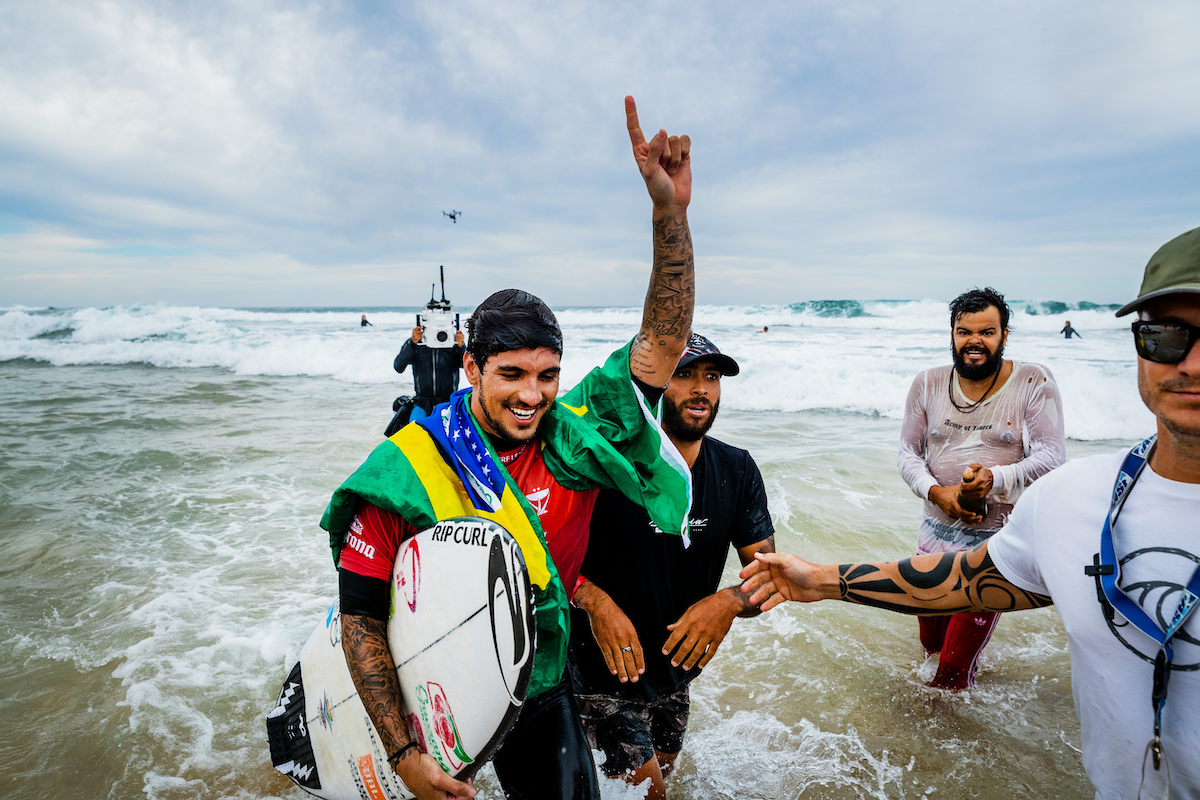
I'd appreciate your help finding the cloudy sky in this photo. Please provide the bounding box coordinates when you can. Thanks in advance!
[1,0,1197,309]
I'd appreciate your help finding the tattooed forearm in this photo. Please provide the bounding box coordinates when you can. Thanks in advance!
[341,612,413,757]
[837,545,1052,614]
[631,208,694,383]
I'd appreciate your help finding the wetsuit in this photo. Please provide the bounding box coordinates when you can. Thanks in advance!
[393,338,465,419]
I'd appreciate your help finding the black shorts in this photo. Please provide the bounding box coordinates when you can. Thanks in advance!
[574,686,691,777]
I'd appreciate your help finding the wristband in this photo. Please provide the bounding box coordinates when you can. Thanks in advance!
[387,741,420,765]
[570,575,589,607]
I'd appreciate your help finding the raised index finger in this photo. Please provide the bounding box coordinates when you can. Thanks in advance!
[625,95,645,148]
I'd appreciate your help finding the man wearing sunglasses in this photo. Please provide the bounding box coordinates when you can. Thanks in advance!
[740,226,1200,799]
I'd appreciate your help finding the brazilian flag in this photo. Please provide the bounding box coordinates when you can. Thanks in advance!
[321,341,692,698]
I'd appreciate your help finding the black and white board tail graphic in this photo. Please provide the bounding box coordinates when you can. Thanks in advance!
[489,529,534,705]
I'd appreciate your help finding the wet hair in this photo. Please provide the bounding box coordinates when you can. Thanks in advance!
[466,289,563,368]
[949,287,1012,330]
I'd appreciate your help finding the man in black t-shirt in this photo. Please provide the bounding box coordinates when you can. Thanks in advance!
[570,333,775,799]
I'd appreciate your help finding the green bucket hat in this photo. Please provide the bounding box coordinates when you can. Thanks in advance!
[1116,226,1200,317]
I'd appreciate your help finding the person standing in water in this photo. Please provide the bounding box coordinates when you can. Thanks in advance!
[327,95,696,800]
[1060,320,1081,338]
[741,226,1200,798]
[896,287,1066,688]
[392,325,465,422]
[569,334,774,800]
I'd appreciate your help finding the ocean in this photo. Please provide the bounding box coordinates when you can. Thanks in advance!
[0,300,1146,800]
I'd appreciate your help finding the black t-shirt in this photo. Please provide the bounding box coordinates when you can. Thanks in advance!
[569,436,774,699]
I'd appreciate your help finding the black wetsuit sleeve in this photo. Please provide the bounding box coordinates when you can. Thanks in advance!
[339,569,390,621]
[394,339,415,374]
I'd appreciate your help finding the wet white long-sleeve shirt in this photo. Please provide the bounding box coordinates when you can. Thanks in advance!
[897,361,1066,553]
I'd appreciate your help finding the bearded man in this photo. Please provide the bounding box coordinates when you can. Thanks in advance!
[895,287,1066,688]
[568,334,775,799]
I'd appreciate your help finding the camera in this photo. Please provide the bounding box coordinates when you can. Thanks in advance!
[419,309,459,348]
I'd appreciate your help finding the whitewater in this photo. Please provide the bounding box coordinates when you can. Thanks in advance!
[0,300,1144,800]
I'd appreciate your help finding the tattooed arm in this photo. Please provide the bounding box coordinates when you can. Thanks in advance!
[341,613,476,799]
[738,541,1052,615]
[624,95,695,387]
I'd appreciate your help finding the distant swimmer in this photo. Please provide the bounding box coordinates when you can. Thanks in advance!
[896,287,1065,689]
[757,326,769,333]
[361,314,373,327]
[1060,319,1081,338]
[741,227,1200,799]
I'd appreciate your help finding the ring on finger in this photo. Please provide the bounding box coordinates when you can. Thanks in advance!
[622,645,633,653]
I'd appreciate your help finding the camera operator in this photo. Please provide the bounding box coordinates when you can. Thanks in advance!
[391,317,465,425]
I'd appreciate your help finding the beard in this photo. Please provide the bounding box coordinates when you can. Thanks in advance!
[478,397,548,451]
[663,394,720,442]
[952,339,1006,381]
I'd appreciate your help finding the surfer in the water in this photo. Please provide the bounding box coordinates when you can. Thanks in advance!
[326,96,695,800]
[897,287,1065,688]
[740,226,1200,799]
[569,333,775,799]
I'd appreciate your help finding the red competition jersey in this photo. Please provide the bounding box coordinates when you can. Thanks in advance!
[337,441,599,598]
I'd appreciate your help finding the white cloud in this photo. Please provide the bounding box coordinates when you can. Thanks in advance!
[0,0,1197,308]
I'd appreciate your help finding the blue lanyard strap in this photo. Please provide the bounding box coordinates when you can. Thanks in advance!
[1090,434,1200,770]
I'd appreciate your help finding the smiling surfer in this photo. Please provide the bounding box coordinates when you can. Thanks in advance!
[322,96,696,800]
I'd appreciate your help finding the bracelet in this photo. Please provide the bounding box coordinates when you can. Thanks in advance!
[387,741,420,764]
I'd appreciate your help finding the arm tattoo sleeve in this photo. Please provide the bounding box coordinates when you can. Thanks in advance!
[341,612,413,756]
[837,544,1052,614]
[630,209,694,379]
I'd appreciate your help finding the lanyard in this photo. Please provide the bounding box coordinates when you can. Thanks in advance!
[1085,435,1200,771]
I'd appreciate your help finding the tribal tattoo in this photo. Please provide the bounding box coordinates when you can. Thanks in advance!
[837,543,1052,614]
[631,209,694,382]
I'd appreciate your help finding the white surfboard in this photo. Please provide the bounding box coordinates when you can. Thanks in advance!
[267,516,536,799]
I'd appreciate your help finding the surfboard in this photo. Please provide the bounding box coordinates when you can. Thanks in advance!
[266,516,536,799]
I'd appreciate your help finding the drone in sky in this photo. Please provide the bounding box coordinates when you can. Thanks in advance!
[443,210,462,223]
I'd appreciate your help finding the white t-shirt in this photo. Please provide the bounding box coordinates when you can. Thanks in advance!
[989,449,1200,800]
[898,361,1066,553]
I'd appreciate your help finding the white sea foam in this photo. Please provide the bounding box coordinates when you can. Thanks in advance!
[0,301,1149,440]
[0,306,1102,800]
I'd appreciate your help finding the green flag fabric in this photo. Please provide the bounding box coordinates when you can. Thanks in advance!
[321,340,692,697]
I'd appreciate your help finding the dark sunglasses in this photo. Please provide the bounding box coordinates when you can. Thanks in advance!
[1132,321,1200,364]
